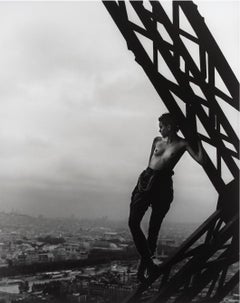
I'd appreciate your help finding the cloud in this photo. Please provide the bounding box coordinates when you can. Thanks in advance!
[0,2,237,222]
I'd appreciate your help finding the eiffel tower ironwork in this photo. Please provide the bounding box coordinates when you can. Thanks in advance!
[102,1,239,302]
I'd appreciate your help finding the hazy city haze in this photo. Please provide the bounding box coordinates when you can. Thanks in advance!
[0,1,239,223]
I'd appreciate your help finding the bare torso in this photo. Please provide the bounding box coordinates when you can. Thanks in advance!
[148,136,187,171]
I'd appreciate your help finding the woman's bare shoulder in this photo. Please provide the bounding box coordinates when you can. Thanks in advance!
[152,136,162,145]
[177,136,188,148]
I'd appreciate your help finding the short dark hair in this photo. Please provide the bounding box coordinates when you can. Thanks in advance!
[158,113,179,132]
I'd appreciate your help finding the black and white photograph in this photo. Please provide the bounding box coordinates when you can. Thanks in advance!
[0,1,239,303]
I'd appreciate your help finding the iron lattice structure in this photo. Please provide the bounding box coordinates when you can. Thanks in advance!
[103,1,239,302]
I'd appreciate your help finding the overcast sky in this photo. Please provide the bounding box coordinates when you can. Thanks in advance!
[0,1,239,223]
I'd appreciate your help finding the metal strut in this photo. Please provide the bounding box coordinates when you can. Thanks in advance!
[103,1,239,302]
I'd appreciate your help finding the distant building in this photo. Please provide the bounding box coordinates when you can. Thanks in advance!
[92,240,122,251]
[103,232,125,243]
[38,251,54,263]
[0,257,8,267]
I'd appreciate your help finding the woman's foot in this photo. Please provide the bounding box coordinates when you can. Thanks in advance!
[146,260,160,280]
[137,259,147,283]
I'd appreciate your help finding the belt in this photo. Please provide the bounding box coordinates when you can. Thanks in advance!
[145,167,174,177]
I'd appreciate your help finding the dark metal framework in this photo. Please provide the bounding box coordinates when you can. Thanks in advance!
[122,207,238,303]
[103,1,239,302]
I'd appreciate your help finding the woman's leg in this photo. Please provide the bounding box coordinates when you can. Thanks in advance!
[147,187,173,257]
[128,188,151,261]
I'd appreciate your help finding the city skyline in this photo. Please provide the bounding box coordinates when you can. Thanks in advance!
[0,1,239,223]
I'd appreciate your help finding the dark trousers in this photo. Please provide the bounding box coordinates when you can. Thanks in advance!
[128,167,174,261]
